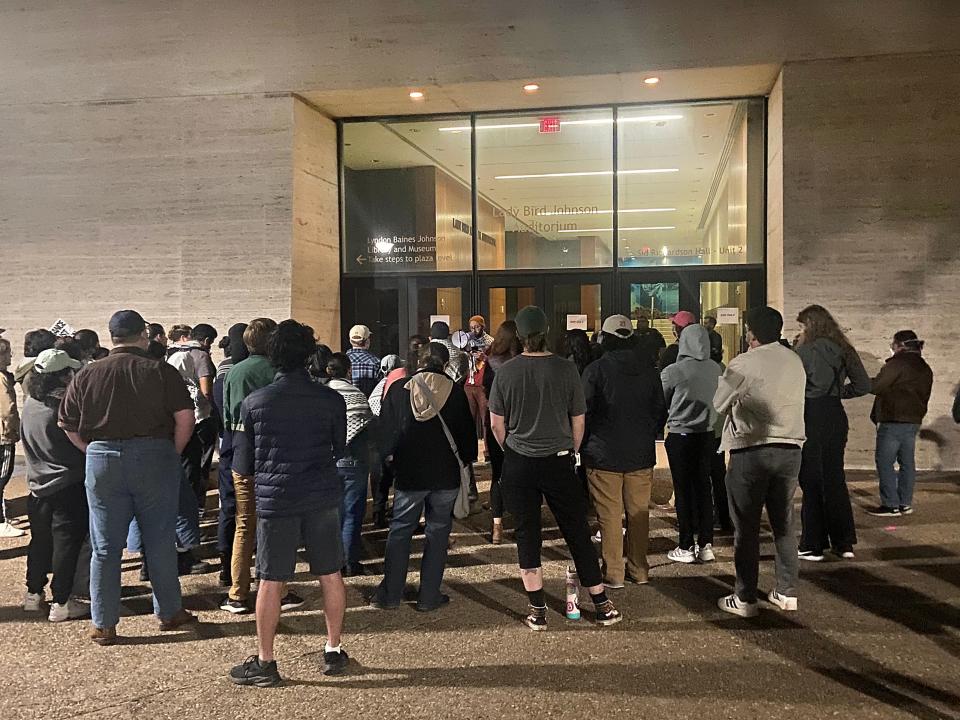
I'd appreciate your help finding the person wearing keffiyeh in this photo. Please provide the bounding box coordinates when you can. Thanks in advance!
[327,353,374,576]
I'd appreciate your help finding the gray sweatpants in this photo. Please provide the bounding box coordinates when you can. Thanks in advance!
[726,445,802,603]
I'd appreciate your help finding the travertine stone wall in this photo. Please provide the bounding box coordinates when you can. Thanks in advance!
[766,71,784,311]
[0,94,295,356]
[291,99,341,344]
[780,53,960,469]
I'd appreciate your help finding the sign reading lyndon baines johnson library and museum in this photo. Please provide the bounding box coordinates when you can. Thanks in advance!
[351,234,438,271]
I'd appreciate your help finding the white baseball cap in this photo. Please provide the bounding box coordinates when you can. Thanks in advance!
[601,314,634,338]
[349,324,371,342]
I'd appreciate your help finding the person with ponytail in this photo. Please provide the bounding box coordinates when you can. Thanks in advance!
[868,330,933,517]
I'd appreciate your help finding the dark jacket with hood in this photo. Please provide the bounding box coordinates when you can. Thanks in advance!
[794,337,870,400]
[871,351,933,425]
[379,369,477,491]
[660,324,723,434]
[581,347,667,472]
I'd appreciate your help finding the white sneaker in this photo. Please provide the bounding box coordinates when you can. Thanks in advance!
[48,599,89,623]
[697,544,716,562]
[23,592,44,612]
[0,521,25,538]
[767,590,798,611]
[668,546,697,564]
[591,530,601,544]
[798,550,824,562]
[718,593,759,618]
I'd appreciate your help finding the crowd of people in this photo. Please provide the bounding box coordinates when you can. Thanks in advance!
[0,302,946,686]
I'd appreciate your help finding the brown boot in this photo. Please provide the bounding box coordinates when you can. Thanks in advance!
[491,521,503,545]
[90,626,118,646]
[159,609,199,632]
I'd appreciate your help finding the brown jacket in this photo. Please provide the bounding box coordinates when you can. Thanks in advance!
[870,352,933,425]
[1,369,20,445]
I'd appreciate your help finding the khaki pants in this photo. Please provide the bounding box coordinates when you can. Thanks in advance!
[586,467,652,583]
[229,472,256,602]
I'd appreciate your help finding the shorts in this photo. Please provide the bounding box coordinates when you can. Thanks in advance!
[255,506,344,581]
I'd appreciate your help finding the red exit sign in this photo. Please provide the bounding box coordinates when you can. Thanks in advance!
[539,116,561,134]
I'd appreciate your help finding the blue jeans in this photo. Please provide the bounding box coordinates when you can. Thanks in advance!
[338,462,369,568]
[875,422,919,508]
[217,429,236,555]
[126,466,201,553]
[87,438,183,628]
[375,487,458,608]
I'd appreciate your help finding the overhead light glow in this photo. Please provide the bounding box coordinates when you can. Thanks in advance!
[558,226,676,233]
[522,83,540,93]
[495,168,678,180]
[438,114,682,132]
[537,207,675,216]
[643,77,660,85]
[408,90,425,100]
[661,246,670,256]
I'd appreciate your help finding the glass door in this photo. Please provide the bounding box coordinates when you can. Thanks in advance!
[340,277,405,357]
[408,275,472,339]
[479,274,544,333]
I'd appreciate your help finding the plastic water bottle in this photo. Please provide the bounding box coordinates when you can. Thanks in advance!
[565,566,581,620]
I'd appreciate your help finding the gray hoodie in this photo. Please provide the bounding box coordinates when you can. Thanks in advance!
[660,324,723,434]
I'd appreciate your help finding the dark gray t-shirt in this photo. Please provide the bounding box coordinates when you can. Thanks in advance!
[488,354,586,457]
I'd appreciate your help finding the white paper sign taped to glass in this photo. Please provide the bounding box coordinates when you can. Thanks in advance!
[566,314,588,331]
[430,315,451,328]
[716,308,740,325]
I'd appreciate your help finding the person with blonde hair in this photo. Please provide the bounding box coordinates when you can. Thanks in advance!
[793,305,870,561]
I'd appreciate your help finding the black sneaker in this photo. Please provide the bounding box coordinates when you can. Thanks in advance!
[219,553,232,587]
[341,563,367,578]
[229,655,281,687]
[524,605,547,631]
[595,599,623,627]
[415,593,450,613]
[899,505,914,515]
[323,649,349,676]
[178,551,213,576]
[220,597,251,614]
[280,592,305,612]
[866,506,901,517]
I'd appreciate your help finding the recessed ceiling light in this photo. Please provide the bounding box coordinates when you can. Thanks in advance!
[408,90,425,100]
[495,168,678,180]
[644,77,660,85]
[522,83,540,93]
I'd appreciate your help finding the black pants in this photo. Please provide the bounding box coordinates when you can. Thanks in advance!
[182,417,218,510]
[799,397,856,552]
[217,429,236,555]
[0,443,15,522]
[486,428,505,518]
[710,436,732,531]
[26,483,89,604]
[665,431,714,548]
[500,446,602,588]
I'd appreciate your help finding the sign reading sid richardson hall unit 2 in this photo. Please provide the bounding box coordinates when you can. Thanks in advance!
[354,234,437,269]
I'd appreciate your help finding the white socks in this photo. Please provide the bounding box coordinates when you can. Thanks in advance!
[325,643,341,654]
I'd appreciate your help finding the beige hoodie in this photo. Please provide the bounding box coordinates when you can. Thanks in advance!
[713,341,806,452]
[406,371,453,422]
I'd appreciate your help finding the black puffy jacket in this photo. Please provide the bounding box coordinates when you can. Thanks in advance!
[582,349,667,472]
[233,368,346,518]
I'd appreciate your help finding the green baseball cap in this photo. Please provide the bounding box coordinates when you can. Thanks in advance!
[34,348,83,374]
[515,306,549,338]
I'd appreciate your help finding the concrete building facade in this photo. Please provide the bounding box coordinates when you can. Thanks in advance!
[1,1,959,467]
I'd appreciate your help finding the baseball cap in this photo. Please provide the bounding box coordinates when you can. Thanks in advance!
[515,306,549,338]
[601,314,634,338]
[671,310,698,328]
[108,310,147,338]
[349,324,371,342]
[34,348,82,374]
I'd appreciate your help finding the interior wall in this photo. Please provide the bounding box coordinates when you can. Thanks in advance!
[291,99,341,343]
[780,52,960,469]
[0,94,294,358]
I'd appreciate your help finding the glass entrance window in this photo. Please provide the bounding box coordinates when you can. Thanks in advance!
[416,286,465,338]
[342,117,472,274]
[475,109,614,270]
[629,282,679,339]
[347,285,401,358]
[549,282,602,350]
[488,286,537,331]
[700,280,749,364]
[617,100,764,267]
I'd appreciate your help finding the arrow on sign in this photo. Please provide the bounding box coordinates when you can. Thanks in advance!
[356,255,367,265]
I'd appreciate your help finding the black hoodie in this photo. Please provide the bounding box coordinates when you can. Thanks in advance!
[581,348,667,472]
